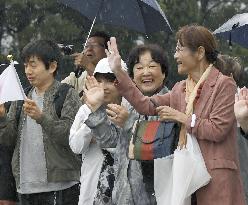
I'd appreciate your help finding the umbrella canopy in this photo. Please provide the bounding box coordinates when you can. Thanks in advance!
[58,0,172,34]
[214,13,248,48]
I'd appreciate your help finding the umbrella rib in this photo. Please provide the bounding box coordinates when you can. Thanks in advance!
[136,0,148,35]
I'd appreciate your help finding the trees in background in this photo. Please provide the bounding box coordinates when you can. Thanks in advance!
[0,0,247,87]
[159,0,248,87]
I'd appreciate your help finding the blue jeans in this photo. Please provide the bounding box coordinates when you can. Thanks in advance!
[19,184,80,205]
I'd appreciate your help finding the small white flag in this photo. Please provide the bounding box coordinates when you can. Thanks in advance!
[0,61,26,104]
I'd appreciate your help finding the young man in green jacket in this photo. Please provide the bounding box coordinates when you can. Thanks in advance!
[0,40,81,205]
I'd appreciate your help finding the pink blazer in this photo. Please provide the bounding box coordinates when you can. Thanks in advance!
[116,67,246,205]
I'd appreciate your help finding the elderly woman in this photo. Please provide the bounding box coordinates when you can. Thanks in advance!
[87,25,246,205]
[84,44,169,205]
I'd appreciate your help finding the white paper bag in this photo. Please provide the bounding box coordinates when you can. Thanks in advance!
[154,134,211,205]
[154,155,173,204]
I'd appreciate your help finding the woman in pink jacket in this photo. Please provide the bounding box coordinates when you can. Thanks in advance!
[88,25,246,205]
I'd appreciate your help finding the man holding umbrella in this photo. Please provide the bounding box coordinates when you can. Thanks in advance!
[62,31,110,95]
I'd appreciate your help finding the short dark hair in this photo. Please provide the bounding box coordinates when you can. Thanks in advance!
[89,31,110,48]
[94,73,116,82]
[21,40,62,76]
[127,44,169,79]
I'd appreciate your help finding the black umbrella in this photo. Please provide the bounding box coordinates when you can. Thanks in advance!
[58,0,172,37]
[214,13,248,49]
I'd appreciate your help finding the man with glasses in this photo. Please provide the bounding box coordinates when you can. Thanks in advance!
[62,31,110,95]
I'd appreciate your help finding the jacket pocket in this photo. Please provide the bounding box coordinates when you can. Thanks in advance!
[207,159,237,170]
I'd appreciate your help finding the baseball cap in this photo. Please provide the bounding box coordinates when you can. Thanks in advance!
[93,58,127,75]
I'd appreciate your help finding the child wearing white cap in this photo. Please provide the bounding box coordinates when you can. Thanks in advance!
[69,58,123,205]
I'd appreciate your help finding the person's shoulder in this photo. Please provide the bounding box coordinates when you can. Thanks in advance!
[216,69,237,88]
[79,70,88,78]
[171,80,186,92]
[55,81,81,112]
[48,80,74,96]
[209,68,237,98]
[58,82,78,97]
[61,72,77,83]
[77,70,88,83]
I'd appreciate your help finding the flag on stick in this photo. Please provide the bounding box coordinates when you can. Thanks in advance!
[0,61,26,104]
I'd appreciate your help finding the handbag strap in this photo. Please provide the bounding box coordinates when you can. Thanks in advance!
[132,120,139,144]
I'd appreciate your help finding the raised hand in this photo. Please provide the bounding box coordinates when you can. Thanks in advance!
[105,37,122,74]
[234,88,248,132]
[84,76,104,112]
[71,52,95,75]
[23,99,42,120]
[107,104,129,128]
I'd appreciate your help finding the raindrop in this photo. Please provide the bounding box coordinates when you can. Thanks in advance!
[120,2,125,10]
[106,2,111,10]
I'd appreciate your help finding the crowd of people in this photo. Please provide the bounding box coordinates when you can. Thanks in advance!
[0,25,247,205]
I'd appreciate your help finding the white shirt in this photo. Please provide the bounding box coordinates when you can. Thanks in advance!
[69,104,104,205]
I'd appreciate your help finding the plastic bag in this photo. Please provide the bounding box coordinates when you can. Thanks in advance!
[154,134,211,205]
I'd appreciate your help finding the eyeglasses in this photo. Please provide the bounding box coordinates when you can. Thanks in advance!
[175,46,186,53]
[175,46,194,53]
[83,43,105,49]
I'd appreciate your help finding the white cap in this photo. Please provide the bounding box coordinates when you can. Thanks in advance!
[93,58,127,75]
